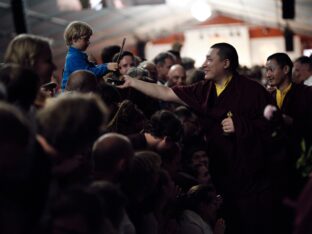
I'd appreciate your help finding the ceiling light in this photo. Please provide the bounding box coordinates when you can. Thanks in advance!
[191,0,211,22]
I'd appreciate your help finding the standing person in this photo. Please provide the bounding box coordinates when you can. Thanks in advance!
[153,52,175,85]
[265,53,312,234]
[119,42,273,234]
[292,56,312,86]
[62,21,118,90]
[112,51,135,75]
[266,53,312,156]
[4,34,58,107]
[167,64,187,87]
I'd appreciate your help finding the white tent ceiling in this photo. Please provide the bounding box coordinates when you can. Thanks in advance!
[0,0,311,70]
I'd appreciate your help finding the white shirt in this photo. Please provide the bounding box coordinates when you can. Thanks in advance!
[179,210,213,234]
[304,75,312,86]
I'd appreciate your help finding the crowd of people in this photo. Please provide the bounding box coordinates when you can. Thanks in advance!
[0,20,311,234]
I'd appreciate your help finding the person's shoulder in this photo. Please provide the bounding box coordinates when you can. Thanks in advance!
[235,74,266,92]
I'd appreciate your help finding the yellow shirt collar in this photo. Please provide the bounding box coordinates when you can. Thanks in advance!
[215,75,232,96]
[276,83,292,109]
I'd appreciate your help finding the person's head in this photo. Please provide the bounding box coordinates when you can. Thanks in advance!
[88,181,126,231]
[265,53,293,89]
[186,184,219,225]
[168,49,182,64]
[181,57,195,71]
[174,106,201,140]
[183,143,209,168]
[64,21,93,51]
[126,66,150,80]
[146,110,183,144]
[106,99,146,135]
[95,81,121,121]
[0,64,39,111]
[153,52,175,83]
[4,34,56,85]
[167,64,186,87]
[50,186,107,234]
[66,70,98,93]
[0,102,31,176]
[121,150,161,204]
[186,68,205,85]
[92,133,134,182]
[156,141,182,178]
[202,43,239,81]
[101,45,121,63]
[113,51,135,75]
[293,56,312,84]
[138,60,158,82]
[37,93,108,157]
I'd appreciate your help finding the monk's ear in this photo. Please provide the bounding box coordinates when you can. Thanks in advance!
[283,65,290,75]
[223,59,230,69]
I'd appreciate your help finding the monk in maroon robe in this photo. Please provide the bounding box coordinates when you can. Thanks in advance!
[118,43,273,234]
[265,53,312,234]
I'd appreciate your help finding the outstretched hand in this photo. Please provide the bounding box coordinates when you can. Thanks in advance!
[115,75,133,88]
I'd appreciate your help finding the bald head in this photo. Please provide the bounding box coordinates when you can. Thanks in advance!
[167,64,186,87]
[92,133,134,181]
[66,70,98,93]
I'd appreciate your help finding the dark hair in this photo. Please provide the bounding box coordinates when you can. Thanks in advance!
[106,100,146,135]
[51,186,103,234]
[101,45,121,63]
[211,43,239,72]
[0,101,30,147]
[37,93,108,156]
[295,56,312,70]
[112,50,134,63]
[66,70,98,93]
[153,52,175,65]
[267,52,293,77]
[0,64,39,111]
[186,184,216,210]
[181,57,195,70]
[147,110,183,142]
[88,181,126,230]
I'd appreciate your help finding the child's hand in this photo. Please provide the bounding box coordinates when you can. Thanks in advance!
[107,62,118,71]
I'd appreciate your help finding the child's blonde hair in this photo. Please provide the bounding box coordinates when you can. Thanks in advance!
[4,34,52,69]
[64,21,93,46]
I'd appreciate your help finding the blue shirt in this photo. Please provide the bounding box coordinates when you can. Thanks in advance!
[62,47,108,90]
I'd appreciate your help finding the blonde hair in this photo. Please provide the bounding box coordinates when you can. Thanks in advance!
[4,34,52,69]
[64,21,93,46]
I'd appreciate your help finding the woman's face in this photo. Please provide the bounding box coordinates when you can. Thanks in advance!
[34,46,56,85]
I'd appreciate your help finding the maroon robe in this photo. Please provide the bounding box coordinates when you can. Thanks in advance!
[271,83,312,156]
[173,74,272,234]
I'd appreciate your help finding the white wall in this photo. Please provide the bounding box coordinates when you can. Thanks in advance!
[144,26,302,67]
[145,42,172,61]
[250,36,301,66]
[182,25,251,67]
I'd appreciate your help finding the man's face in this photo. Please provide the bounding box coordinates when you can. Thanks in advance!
[157,58,174,83]
[293,61,311,84]
[202,48,227,81]
[167,66,186,87]
[119,55,135,75]
[265,59,288,89]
